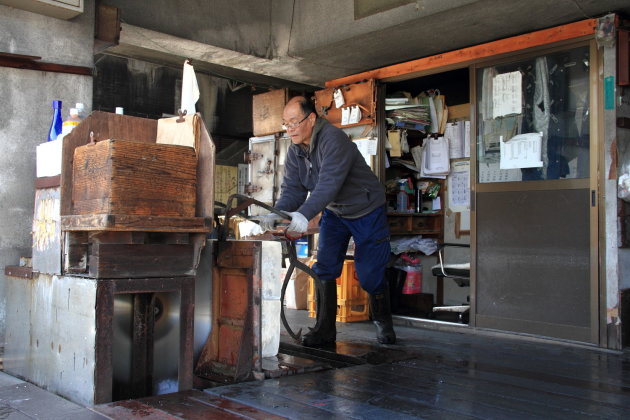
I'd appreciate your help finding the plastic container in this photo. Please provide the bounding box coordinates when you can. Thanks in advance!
[75,102,86,119]
[59,107,82,140]
[295,238,308,258]
[397,185,408,212]
[401,266,422,294]
[47,100,63,142]
[399,253,423,294]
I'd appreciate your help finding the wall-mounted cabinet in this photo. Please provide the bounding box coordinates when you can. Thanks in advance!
[0,0,83,20]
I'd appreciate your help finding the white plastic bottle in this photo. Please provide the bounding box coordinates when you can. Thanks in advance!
[75,102,86,119]
[59,107,82,141]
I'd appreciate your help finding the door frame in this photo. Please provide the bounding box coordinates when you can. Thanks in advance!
[468,39,602,345]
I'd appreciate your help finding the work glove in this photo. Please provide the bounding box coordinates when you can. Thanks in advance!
[259,213,283,232]
[286,211,308,235]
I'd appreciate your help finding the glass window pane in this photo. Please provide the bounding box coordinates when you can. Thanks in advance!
[476,46,590,183]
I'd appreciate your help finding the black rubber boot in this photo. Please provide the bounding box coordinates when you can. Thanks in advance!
[302,281,337,347]
[370,286,396,344]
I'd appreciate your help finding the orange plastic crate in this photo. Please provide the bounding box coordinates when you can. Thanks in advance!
[306,260,370,322]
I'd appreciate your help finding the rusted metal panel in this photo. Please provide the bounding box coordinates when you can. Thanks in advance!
[4,265,33,279]
[219,270,249,319]
[216,241,256,268]
[195,241,261,382]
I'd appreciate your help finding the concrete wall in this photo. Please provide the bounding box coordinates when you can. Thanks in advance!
[0,2,94,343]
[4,274,97,406]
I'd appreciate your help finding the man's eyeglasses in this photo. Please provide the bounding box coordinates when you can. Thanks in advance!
[282,113,310,131]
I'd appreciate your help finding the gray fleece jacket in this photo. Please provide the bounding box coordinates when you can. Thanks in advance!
[275,118,385,220]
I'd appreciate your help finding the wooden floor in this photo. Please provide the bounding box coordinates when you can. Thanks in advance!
[96,309,630,419]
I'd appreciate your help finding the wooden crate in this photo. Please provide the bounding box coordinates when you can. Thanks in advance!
[63,231,201,278]
[72,139,197,217]
[252,89,288,136]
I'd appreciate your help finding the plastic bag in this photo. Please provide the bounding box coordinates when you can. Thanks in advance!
[390,236,438,255]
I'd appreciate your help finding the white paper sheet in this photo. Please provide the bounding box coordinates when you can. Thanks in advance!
[492,71,522,118]
[446,122,464,159]
[432,196,441,211]
[459,210,471,231]
[464,121,471,158]
[499,132,543,169]
[353,137,378,167]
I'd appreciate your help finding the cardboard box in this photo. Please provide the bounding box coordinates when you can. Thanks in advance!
[72,139,197,217]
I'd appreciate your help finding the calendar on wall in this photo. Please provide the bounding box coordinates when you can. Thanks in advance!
[448,160,470,212]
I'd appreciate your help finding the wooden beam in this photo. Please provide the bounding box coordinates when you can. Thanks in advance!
[0,52,92,76]
[35,175,61,189]
[61,214,212,232]
[326,18,598,87]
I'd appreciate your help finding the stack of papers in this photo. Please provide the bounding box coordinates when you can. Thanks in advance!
[386,105,431,131]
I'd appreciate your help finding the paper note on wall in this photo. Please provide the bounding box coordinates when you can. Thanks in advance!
[492,71,522,118]
[464,121,470,158]
[353,137,378,168]
[445,122,465,159]
[499,132,543,169]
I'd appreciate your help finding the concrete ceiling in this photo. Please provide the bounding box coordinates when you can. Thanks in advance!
[101,0,630,89]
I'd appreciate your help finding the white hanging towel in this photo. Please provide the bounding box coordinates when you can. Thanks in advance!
[181,60,200,114]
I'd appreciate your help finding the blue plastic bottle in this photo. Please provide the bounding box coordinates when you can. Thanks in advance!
[48,100,63,142]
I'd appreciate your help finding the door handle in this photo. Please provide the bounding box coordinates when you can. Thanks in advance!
[591,190,596,207]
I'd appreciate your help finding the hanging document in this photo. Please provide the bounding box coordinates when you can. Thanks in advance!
[499,132,543,169]
[492,71,522,118]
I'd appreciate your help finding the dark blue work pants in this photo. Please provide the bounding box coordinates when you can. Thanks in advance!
[312,206,390,295]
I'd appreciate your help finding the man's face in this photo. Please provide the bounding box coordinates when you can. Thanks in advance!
[282,101,315,146]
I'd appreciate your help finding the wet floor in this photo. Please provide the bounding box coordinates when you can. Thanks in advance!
[96,309,630,419]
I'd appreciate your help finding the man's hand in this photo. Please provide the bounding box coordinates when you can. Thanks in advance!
[287,212,308,235]
[259,213,283,231]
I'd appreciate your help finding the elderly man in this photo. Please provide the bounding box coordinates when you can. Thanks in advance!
[262,96,395,347]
